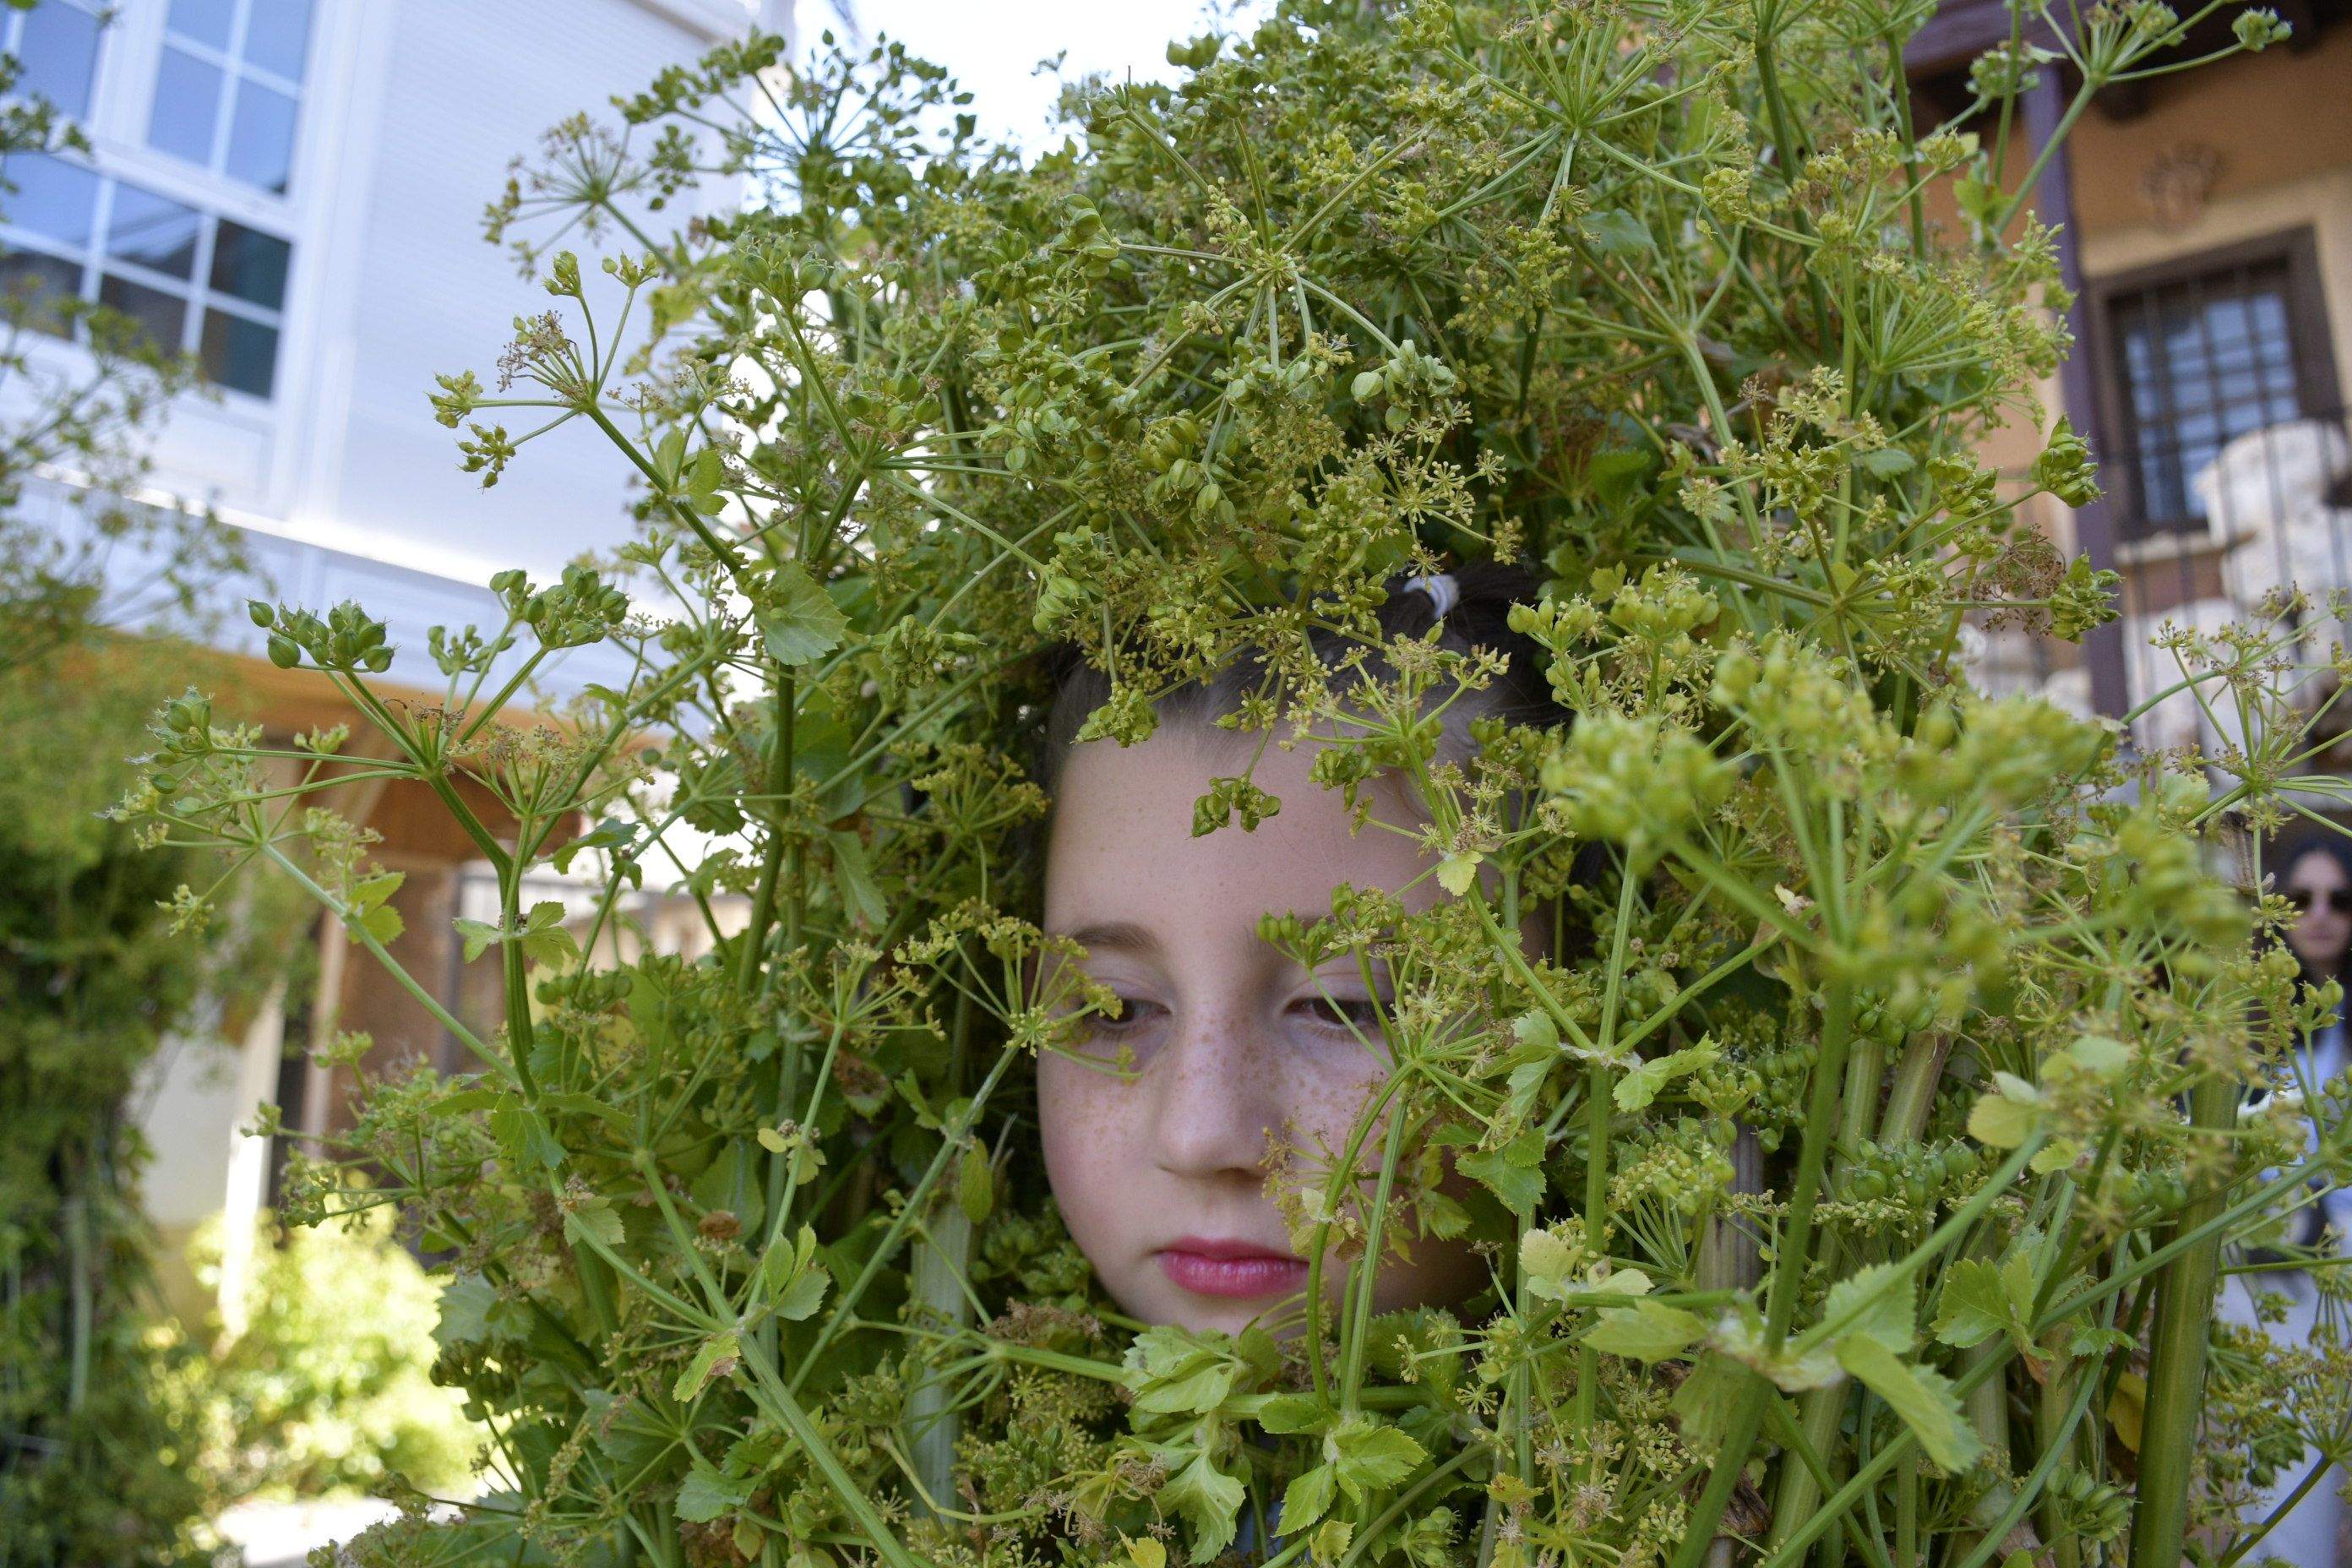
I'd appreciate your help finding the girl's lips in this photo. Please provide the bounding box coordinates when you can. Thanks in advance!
[1157,1239,1310,1299]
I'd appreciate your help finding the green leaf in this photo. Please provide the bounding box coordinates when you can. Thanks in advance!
[896,1069,941,1130]
[828,826,887,930]
[1511,1010,1558,1051]
[674,1462,751,1523]
[433,1273,499,1349]
[672,1330,741,1403]
[1833,1334,1982,1472]
[1126,1325,1253,1416]
[351,900,404,945]
[1582,1299,1707,1361]
[1968,1093,2035,1147]
[539,1091,632,1130]
[351,869,406,908]
[564,1199,625,1251]
[1586,445,1657,508]
[1819,1262,1915,1354]
[1932,1260,2012,1348]
[1280,1462,1337,1533]
[1327,1414,1424,1501]
[1669,1353,1748,1455]
[1859,448,1915,478]
[958,1141,994,1225]
[488,1100,566,1170]
[685,446,727,513]
[689,1141,767,1237]
[1581,209,1652,254]
[1520,1226,1581,1301]
[1613,1037,1718,1111]
[1161,1449,1246,1563]
[1138,1358,1238,1417]
[1713,1306,1842,1391]
[776,1261,829,1322]
[758,563,851,667]
[1435,852,1481,896]
[519,901,582,967]
[760,1223,828,1320]
[1933,1252,2037,1353]
[2058,1032,2131,1081]
[1458,1125,1545,1219]
[453,917,501,962]
[1967,1071,2041,1148]
[1258,1392,1329,1435]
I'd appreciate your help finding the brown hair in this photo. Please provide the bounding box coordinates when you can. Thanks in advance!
[1008,560,1588,902]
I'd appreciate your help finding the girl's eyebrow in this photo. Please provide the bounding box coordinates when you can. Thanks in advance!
[1061,920,1163,956]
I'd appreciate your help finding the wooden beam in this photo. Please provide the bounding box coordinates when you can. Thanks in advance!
[1904,0,2061,77]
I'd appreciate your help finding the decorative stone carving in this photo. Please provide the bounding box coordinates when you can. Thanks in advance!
[2138,143,2224,226]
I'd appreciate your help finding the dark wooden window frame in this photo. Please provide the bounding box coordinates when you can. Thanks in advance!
[2082,226,2344,539]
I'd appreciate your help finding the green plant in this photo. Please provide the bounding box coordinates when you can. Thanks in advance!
[161,1204,482,1505]
[123,3,2352,1566]
[0,3,296,1562]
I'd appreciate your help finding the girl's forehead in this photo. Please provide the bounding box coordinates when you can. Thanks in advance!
[1042,724,1435,942]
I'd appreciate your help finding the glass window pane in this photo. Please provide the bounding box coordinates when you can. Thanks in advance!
[18,4,101,120]
[149,47,223,166]
[97,272,188,353]
[224,80,296,193]
[243,0,314,82]
[0,152,99,248]
[209,219,288,309]
[105,183,201,279]
[200,308,276,397]
[0,246,83,337]
[166,0,235,50]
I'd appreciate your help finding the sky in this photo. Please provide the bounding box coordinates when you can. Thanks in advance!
[796,0,1269,153]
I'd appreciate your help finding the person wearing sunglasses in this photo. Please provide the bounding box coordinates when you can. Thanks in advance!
[2223,826,2352,1567]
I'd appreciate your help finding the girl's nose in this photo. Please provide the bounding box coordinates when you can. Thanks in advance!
[1147,1007,1286,1182]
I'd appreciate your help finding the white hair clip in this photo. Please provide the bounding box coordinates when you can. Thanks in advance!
[1403,570,1459,618]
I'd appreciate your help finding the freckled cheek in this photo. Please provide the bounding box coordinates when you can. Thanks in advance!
[1282,1056,1395,1179]
[1035,1056,1149,1250]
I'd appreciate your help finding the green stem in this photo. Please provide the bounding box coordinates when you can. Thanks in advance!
[1669,982,1858,1568]
[737,1337,928,1568]
[2129,1070,2238,1568]
[737,668,795,997]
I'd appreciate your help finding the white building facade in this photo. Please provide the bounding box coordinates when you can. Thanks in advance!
[0,0,779,1309]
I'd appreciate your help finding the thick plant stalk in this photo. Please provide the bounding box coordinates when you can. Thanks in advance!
[1770,1029,1950,1544]
[1672,983,1857,1568]
[2130,1070,2239,1568]
[1698,1128,1764,1296]
[1701,1128,1762,1568]
[907,1205,975,1518]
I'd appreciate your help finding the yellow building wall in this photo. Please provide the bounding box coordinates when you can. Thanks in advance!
[2070,24,2352,388]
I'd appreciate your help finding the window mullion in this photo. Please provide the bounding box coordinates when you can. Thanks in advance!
[188,212,218,356]
[80,177,113,331]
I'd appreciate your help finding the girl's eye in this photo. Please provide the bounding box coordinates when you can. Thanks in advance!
[1296,994,1385,1034]
[1092,995,1166,1033]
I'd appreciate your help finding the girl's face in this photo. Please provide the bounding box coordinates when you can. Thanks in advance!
[1036,720,1546,1338]
[2284,849,2352,972]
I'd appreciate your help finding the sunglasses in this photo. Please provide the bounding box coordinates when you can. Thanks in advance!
[2286,887,2352,913]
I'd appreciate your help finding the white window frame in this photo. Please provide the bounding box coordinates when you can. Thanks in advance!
[143,0,314,198]
[0,0,331,421]
[2,0,110,122]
